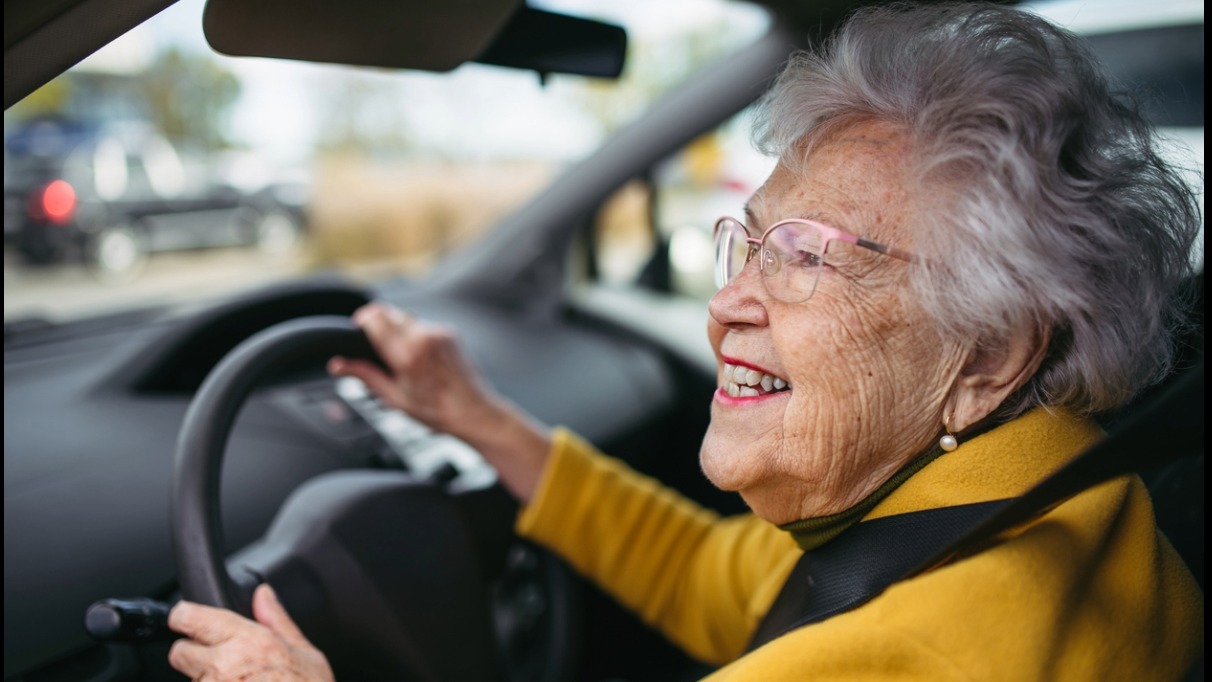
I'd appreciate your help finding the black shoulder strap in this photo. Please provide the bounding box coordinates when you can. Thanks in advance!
[746,360,1203,653]
[745,499,1007,651]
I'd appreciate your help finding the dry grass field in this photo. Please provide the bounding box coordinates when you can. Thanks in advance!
[302,155,560,275]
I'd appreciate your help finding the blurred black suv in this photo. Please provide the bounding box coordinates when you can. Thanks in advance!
[4,117,309,278]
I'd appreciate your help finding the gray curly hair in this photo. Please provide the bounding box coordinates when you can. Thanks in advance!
[753,1,1202,418]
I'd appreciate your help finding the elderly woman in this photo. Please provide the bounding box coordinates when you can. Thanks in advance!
[167,2,1203,680]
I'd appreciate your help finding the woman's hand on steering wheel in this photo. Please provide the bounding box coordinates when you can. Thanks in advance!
[329,301,553,502]
[168,584,335,682]
[328,302,499,439]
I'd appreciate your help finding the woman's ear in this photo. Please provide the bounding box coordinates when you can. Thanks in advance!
[947,323,1051,432]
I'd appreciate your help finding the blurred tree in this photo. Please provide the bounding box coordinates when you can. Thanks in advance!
[143,47,241,149]
[4,47,240,151]
[313,72,414,158]
[4,80,71,123]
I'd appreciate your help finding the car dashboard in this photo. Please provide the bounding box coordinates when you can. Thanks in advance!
[3,273,726,681]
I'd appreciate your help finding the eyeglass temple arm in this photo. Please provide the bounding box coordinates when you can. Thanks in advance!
[855,237,918,263]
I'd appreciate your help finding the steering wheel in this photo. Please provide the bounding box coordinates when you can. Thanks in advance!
[171,315,580,681]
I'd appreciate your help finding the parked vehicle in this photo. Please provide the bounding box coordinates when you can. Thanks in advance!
[4,117,307,279]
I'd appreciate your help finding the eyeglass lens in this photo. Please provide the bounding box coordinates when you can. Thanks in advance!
[714,218,826,303]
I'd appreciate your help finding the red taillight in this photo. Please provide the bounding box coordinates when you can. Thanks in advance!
[30,179,77,224]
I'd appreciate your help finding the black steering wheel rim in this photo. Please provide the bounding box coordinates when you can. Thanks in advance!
[170,314,582,680]
[171,315,376,615]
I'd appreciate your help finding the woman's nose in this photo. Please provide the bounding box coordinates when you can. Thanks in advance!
[708,260,769,331]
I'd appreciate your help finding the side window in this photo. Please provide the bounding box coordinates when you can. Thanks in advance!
[1087,21,1205,266]
[1025,1,1205,267]
[592,178,656,285]
[1083,23,1203,129]
[590,105,777,300]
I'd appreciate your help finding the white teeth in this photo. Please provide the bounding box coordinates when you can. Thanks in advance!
[719,362,790,397]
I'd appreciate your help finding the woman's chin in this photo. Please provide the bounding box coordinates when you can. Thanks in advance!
[700,458,800,523]
[701,399,789,491]
[698,436,757,493]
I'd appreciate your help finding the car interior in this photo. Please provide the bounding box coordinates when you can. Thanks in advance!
[3,0,1203,681]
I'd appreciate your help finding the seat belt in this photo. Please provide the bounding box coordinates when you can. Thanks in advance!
[746,359,1203,652]
[746,499,1008,650]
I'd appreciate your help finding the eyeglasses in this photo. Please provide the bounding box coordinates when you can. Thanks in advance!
[713,216,917,303]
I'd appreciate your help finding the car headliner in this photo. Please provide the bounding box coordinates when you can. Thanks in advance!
[3,0,889,110]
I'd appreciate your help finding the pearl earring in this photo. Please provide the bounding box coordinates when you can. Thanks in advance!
[940,415,958,452]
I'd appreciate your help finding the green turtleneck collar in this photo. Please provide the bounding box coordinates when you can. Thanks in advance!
[777,445,946,551]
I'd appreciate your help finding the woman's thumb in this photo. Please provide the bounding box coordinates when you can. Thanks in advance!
[252,583,311,645]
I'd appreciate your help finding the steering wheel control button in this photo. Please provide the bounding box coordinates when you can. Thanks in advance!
[334,376,497,490]
[272,382,377,443]
[428,461,461,485]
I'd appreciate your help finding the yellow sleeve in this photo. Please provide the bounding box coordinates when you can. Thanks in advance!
[516,428,800,664]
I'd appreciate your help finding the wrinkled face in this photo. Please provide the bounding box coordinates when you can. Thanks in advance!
[700,121,968,524]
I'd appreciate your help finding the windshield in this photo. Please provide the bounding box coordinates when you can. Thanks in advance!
[4,0,1202,325]
[2,0,770,324]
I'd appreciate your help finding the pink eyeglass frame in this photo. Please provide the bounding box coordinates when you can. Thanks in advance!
[714,216,918,286]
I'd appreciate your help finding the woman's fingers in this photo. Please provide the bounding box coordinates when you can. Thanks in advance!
[328,356,399,404]
[167,601,269,680]
[166,638,209,679]
[334,302,428,408]
[165,590,335,682]
[354,302,420,372]
[338,301,490,431]
[337,301,551,502]
[168,600,245,645]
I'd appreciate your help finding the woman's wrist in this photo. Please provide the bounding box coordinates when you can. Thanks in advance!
[457,395,553,503]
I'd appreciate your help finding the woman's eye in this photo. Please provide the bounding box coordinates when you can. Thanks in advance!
[794,251,823,268]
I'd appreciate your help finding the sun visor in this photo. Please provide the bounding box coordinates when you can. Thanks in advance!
[203,0,626,78]
[203,0,523,72]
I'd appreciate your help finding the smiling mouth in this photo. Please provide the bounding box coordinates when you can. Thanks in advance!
[720,361,791,398]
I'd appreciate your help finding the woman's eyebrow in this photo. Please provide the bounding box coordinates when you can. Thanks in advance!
[743,199,862,236]
[791,211,866,236]
[742,202,759,227]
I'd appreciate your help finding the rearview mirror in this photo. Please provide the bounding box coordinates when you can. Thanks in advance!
[476,7,626,79]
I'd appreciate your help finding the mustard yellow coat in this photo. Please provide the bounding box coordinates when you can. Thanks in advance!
[516,408,1203,680]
